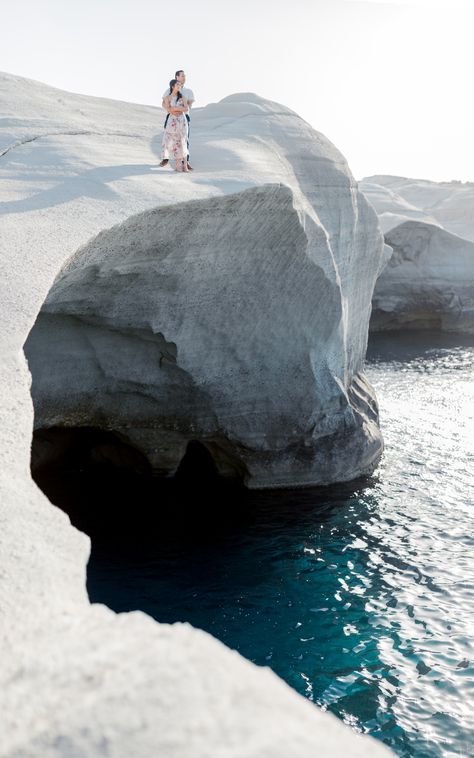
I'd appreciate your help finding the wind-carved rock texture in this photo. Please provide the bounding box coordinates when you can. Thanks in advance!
[26,180,385,488]
[1,71,394,757]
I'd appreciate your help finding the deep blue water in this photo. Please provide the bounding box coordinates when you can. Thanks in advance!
[84,332,474,757]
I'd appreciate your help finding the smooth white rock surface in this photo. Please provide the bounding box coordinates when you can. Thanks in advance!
[0,71,392,757]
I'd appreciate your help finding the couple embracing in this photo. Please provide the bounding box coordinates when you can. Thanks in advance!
[159,69,195,173]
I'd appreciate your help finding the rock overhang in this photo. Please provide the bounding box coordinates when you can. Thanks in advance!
[25,180,383,489]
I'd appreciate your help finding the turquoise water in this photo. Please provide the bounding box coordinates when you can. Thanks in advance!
[86,333,474,757]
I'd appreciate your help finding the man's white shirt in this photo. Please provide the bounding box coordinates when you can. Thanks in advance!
[162,87,195,107]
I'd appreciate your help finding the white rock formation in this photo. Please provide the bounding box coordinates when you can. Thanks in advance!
[360,176,474,332]
[0,71,392,757]
[13,79,386,490]
[370,220,474,332]
[360,174,474,242]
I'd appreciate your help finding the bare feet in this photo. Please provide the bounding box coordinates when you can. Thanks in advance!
[159,159,168,167]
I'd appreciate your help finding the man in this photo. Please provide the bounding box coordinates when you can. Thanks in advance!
[160,70,195,170]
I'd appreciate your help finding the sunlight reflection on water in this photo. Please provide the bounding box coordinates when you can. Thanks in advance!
[357,340,474,755]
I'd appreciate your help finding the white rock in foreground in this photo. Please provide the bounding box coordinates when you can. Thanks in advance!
[0,71,392,757]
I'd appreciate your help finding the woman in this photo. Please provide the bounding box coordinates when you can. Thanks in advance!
[160,80,189,172]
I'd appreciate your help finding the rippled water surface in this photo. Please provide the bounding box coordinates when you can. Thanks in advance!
[87,332,474,757]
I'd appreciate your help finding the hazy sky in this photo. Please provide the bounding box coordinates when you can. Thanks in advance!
[2,0,473,181]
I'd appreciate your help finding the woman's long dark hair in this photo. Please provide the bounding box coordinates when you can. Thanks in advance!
[169,79,182,101]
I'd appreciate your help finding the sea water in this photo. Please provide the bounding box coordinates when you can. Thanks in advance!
[87,332,474,757]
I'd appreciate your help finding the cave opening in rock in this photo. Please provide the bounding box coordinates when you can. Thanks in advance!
[31,427,249,542]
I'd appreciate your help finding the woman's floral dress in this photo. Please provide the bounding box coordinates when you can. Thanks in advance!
[160,95,188,162]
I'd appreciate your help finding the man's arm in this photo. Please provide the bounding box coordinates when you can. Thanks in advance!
[167,98,189,114]
[162,96,182,116]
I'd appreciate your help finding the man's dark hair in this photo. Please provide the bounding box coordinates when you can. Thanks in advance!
[175,69,184,78]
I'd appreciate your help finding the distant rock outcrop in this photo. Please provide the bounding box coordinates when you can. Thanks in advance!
[360,174,474,242]
[360,175,474,332]
[370,220,474,332]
